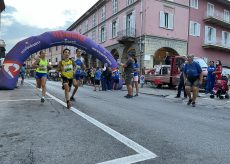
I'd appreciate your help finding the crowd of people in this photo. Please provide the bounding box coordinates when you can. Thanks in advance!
[17,48,228,109]
[175,54,226,107]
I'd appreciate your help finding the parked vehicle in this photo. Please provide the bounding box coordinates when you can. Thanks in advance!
[145,56,208,88]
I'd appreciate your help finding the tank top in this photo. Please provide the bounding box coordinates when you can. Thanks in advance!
[36,59,48,73]
[61,59,74,79]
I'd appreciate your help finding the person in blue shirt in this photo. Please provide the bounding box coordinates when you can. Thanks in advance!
[183,54,203,107]
[175,62,187,98]
[112,68,120,90]
[205,61,216,94]
[70,49,85,101]
[132,57,139,96]
[94,67,102,91]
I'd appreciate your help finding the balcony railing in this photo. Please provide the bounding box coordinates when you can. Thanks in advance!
[204,11,230,29]
[117,28,136,44]
[203,37,230,51]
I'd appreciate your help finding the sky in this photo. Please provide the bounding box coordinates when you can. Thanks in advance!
[0,0,98,52]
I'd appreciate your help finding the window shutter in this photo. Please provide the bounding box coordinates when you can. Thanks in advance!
[131,10,136,36]
[222,31,225,45]
[197,23,200,36]
[205,26,208,43]
[116,18,119,37]
[110,22,112,39]
[212,28,216,43]
[227,32,230,47]
[98,28,101,43]
[104,26,107,42]
[160,11,165,28]
[123,15,127,35]
[189,21,193,35]
[168,13,174,29]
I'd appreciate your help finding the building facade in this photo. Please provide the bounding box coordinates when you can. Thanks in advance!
[188,0,230,67]
[0,0,6,62]
[67,0,190,70]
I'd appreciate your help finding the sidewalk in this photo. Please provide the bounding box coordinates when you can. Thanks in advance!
[131,84,230,109]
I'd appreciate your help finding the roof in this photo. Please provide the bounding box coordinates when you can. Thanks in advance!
[67,0,104,31]
[0,0,5,13]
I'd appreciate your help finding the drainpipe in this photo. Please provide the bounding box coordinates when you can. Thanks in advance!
[139,0,144,74]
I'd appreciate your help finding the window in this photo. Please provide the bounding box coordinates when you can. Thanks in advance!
[112,0,118,15]
[56,46,58,51]
[205,26,216,44]
[189,21,200,36]
[99,26,106,42]
[123,11,135,36]
[55,58,58,62]
[101,6,106,22]
[79,25,82,34]
[224,10,229,23]
[207,3,214,17]
[85,20,88,32]
[222,31,230,47]
[92,30,96,42]
[190,0,198,9]
[127,0,134,6]
[160,11,174,29]
[92,14,96,27]
[111,19,118,38]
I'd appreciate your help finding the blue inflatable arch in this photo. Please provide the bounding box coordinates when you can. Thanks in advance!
[0,30,118,90]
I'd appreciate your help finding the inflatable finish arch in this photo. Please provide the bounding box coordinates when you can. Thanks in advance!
[0,30,118,90]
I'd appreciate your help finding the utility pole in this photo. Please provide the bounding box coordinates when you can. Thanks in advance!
[139,0,144,74]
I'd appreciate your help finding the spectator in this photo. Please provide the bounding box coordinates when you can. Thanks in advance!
[112,68,120,90]
[119,52,134,98]
[94,67,102,91]
[133,57,139,96]
[213,60,222,81]
[183,54,203,107]
[205,61,216,94]
[175,61,187,98]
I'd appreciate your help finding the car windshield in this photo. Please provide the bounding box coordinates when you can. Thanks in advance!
[194,58,208,68]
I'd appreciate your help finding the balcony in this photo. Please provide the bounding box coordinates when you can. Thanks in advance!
[117,28,136,44]
[202,37,230,52]
[203,11,230,29]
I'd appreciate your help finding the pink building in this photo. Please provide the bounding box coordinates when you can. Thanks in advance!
[67,0,190,69]
[188,0,230,67]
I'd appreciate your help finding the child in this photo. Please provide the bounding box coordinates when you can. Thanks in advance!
[140,74,145,88]
[112,69,120,90]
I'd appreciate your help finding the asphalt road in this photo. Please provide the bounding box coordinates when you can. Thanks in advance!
[0,80,230,164]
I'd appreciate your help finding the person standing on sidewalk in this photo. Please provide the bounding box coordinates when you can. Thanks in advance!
[32,51,51,103]
[57,48,77,109]
[175,61,187,98]
[205,61,216,94]
[183,54,203,107]
[119,52,134,98]
[70,49,85,101]
[133,57,139,96]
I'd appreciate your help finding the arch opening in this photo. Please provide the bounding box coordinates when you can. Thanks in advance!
[0,30,118,90]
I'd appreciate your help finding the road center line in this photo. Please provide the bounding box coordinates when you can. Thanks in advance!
[26,81,157,163]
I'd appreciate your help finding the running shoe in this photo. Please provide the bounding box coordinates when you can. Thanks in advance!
[187,99,192,105]
[67,100,72,109]
[41,97,45,103]
[192,102,196,107]
[70,96,75,101]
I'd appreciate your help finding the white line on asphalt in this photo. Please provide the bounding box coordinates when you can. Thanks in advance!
[27,81,157,164]
[0,98,53,102]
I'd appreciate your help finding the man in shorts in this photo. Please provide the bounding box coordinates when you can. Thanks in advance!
[183,54,203,107]
[57,48,77,109]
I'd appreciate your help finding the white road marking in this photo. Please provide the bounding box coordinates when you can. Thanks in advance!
[0,98,53,102]
[27,81,157,164]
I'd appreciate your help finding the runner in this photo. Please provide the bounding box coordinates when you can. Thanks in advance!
[70,49,85,101]
[32,51,50,103]
[57,48,77,109]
